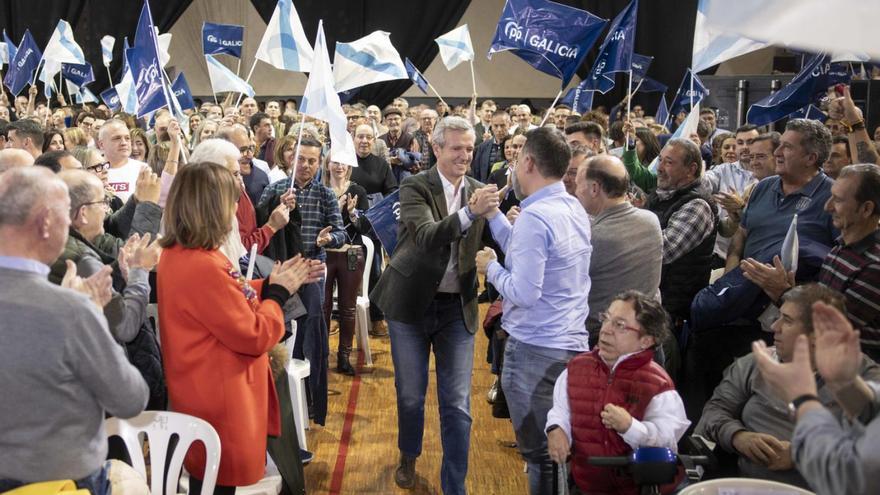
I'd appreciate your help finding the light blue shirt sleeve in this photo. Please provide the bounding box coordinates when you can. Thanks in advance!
[486,209,549,308]
[487,211,513,254]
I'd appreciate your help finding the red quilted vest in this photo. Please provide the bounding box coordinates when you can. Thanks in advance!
[567,349,681,494]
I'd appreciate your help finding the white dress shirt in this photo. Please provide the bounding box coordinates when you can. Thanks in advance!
[545,351,690,451]
[436,171,472,294]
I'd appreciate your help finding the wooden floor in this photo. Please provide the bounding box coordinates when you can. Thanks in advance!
[302,302,528,494]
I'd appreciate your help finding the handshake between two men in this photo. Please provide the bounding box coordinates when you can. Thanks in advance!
[468,184,508,275]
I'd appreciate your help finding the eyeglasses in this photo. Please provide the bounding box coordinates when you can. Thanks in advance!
[238,145,256,154]
[86,162,110,173]
[598,312,642,335]
[80,197,112,208]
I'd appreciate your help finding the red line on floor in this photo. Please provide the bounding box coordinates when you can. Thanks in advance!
[328,350,365,494]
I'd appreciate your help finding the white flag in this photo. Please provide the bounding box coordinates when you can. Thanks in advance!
[435,25,474,71]
[692,0,769,73]
[702,0,880,61]
[300,21,357,167]
[781,214,799,273]
[205,54,255,97]
[101,35,115,66]
[44,20,86,64]
[255,0,314,72]
[333,31,407,93]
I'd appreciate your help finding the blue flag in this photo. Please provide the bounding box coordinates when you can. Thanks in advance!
[3,30,16,64]
[61,62,94,87]
[364,190,402,255]
[655,94,669,128]
[669,68,708,116]
[788,104,828,123]
[559,83,594,114]
[488,0,608,88]
[630,53,652,80]
[171,73,195,110]
[747,53,837,126]
[129,2,170,117]
[202,22,244,58]
[405,57,429,94]
[4,30,42,96]
[582,0,639,93]
[337,88,359,105]
[100,87,121,112]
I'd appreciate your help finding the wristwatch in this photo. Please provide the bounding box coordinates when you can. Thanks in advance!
[788,394,821,420]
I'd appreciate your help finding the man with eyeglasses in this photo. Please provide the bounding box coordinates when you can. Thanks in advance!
[219,124,270,206]
[545,291,689,494]
[98,120,145,203]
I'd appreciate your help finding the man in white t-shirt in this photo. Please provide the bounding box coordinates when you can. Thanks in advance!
[99,120,147,203]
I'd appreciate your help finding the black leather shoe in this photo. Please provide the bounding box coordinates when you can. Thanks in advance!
[394,454,416,489]
[336,352,356,376]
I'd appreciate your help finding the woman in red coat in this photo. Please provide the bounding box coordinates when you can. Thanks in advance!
[157,162,323,493]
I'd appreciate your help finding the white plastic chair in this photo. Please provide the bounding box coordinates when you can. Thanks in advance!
[354,236,375,366]
[105,411,221,495]
[146,303,160,345]
[678,477,815,494]
[284,321,310,450]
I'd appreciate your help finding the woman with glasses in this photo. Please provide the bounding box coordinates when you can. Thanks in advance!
[320,154,371,375]
[545,290,690,494]
[73,147,123,212]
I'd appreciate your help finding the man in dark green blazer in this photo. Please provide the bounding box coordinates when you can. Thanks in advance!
[371,116,499,494]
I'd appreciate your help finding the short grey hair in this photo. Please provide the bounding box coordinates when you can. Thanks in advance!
[0,167,66,226]
[58,169,102,214]
[665,138,704,178]
[97,119,128,142]
[839,163,880,216]
[786,118,832,167]
[190,138,240,166]
[432,116,475,148]
[0,148,36,173]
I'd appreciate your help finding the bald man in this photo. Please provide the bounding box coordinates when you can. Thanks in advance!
[0,148,36,173]
[575,155,663,335]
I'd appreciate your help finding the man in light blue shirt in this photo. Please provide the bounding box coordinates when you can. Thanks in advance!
[477,127,592,494]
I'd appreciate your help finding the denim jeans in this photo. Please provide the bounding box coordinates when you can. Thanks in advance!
[502,337,579,495]
[0,463,110,495]
[388,297,475,495]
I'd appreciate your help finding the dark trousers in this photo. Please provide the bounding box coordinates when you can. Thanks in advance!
[292,282,329,425]
[323,248,365,353]
[368,239,385,322]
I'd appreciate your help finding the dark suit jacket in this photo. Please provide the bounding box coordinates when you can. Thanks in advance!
[371,166,486,333]
[470,137,498,183]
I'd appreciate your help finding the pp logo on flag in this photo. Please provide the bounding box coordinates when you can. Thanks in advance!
[392,201,401,221]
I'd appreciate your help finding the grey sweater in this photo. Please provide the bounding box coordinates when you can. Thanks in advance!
[0,266,148,482]
[696,352,880,488]
[586,202,663,331]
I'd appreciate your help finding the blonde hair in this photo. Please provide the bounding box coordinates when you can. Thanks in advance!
[64,127,89,148]
[321,154,353,197]
[160,162,240,250]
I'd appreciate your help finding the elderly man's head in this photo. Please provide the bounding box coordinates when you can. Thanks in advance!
[514,105,532,129]
[190,138,242,179]
[575,154,629,215]
[419,109,439,134]
[354,124,375,158]
[825,163,880,239]
[365,105,382,124]
[0,167,71,264]
[772,284,846,363]
[774,118,832,182]
[59,170,108,241]
[657,138,702,190]
[0,148,36,173]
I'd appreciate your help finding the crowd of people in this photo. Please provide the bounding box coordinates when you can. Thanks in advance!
[1,76,880,495]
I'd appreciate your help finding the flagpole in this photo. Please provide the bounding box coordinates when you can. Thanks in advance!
[288,112,306,193]
[689,68,694,113]
[540,89,563,127]
[31,58,44,86]
[426,81,447,109]
[236,58,258,107]
[625,69,633,149]
[105,65,113,87]
[468,59,477,100]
